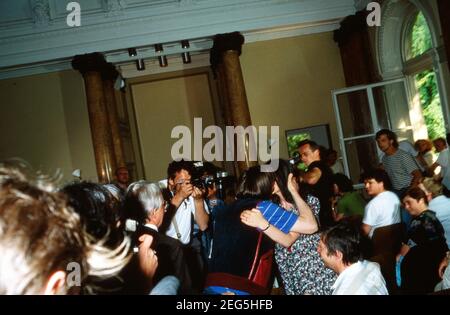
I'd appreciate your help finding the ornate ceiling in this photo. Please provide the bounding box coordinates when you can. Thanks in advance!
[0,0,359,79]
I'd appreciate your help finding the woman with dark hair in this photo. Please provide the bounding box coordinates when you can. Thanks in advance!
[62,182,121,245]
[396,186,448,294]
[241,160,337,295]
[207,165,317,295]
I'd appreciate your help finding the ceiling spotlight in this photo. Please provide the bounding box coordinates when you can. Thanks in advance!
[158,55,168,67]
[181,40,190,49]
[128,48,137,57]
[181,40,191,64]
[136,59,145,71]
[154,43,163,53]
[181,52,191,64]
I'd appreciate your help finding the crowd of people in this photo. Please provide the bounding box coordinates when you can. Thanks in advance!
[0,129,449,295]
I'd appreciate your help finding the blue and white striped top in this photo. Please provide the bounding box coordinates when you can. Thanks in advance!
[256,200,298,233]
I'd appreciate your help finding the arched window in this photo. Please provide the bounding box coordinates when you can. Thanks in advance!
[332,0,450,184]
[403,10,446,139]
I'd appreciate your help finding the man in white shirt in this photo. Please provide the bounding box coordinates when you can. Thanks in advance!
[361,169,401,238]
[317,222,388,295]
[165,160,209,245]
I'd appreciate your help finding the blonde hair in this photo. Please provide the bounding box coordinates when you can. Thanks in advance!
[422,177,443,198]
[0,163,131,294]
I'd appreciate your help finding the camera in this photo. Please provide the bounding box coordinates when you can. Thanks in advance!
[190,161,214,189]
[190,161,230,199]
[288,154,301,173]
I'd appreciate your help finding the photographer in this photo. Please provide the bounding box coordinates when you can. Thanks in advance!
[164,160,209,292]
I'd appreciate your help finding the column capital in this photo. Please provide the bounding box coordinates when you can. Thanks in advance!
[101,63,120,81]
[333,11,368,47]
[210,31,245,70]
[72,53,108,75]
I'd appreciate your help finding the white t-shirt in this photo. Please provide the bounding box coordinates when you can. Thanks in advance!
[332,260,388,295]
[165,196,208,245]
[363,191,401,238]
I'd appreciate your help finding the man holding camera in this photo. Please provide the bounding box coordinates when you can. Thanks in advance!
[165,160,209,244]
[164,160,210,292]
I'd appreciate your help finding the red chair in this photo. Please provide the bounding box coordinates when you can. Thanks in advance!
[205,232,274,295]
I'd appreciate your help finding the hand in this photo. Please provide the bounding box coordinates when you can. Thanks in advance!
[240,208,268,230]
[438,256,449,279]
[138,234,158,279]
[192,186,204,201]
[174,181,193,200]
[287,173,299,194]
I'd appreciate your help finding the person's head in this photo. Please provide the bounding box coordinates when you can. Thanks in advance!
[297,140,321,166]
[333,173,354,195]
[236,165,276,200]
[115,167,129,185]
[414,139,432,153]
[124,181,166,227]
[103,183,124,204]
[361,168,392,196]
[271,159,295,203]
[202,162,219,199]
[433,137,447,152]
[325,149,338,166]
[421,178,443,199]
[402,186,428,217]
[317,222,362,273]
[375,129,399,153]
[0,167,130,295]
[167,160,194,192]
[62,182,119,244]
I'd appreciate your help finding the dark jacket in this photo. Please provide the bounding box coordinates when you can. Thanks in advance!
[209,198,273,277]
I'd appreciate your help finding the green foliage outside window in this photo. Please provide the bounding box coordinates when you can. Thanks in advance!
[410,12,432,58]
[410,12,445,140]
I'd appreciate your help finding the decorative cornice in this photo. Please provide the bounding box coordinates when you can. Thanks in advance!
[104,0,127,17]
[30,0,51,27]
[0,0,355,69]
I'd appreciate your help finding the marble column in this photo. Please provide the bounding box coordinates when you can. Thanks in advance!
[72,53,117,183]
[102,63,126,169]
[210,32,257,175]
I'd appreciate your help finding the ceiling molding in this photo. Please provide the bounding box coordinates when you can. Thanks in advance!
[0,0,356,79]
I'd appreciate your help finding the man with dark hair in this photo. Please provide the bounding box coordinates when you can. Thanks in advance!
[375,129,422,196]
[164,160,209,292]
[360,169,401,238]
[297,140,334,229]
[317,222,388,295]
[376,129,422,227]
[165,160,209,244]
[112,166,130,198]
